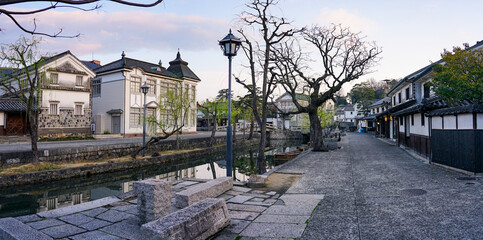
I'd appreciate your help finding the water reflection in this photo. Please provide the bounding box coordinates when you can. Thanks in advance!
[0,139,304,218]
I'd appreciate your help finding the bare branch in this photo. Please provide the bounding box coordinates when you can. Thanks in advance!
[1,0,163,37]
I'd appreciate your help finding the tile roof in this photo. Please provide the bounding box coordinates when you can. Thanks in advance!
[167,52,200,81]
[95,57,178,78]
[367,97,391,108]
[428,104,483,116]
[387,40,482,97]
[82,61,102,70]
[0,98,26,112]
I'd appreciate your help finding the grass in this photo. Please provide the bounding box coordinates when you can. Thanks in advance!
[39,136,95,142]
[0,146,211,175]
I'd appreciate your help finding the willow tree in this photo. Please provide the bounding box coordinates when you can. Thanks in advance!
[0,36,45,163]
[273,25,381,151]
[131,85,191,158]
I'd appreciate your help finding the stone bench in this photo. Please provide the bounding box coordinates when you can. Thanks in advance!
[0,218,52,240]
[141,198,230,240]
[174,177,233,208]
[133,179,172,224]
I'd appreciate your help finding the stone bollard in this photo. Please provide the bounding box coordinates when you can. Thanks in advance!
[133,179,172,224]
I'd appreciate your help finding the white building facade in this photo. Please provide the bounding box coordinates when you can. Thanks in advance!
[92,52,199,136]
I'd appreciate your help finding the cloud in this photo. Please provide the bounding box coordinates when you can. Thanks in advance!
[0,8,227,55]
[316,8,379,35]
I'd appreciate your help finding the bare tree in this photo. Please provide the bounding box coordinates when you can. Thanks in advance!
[273,24,381,151]
[0,0,164,38]
[236,0,301,173]
[0,36,44,162]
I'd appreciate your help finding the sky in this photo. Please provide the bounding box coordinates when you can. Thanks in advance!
[1,0,482,102]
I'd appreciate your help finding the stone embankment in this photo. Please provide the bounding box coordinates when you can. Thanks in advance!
[0,138,258,188]
[0,135,243,166]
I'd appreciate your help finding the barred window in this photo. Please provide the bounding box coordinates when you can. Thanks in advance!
[130,77,141,93]
[147,79,156,94]
[50,103,58,115]
[93,79,101,97]
[75,104,83,115]
[130,107,142,127]
[76,76,83,86]
[160,82,168,95]
[51,73,59,84]
[147,108,155,117]
[192,109,196,126]
[190,85,196,101]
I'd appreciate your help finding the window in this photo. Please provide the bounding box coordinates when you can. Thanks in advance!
[93,79,101,97]
[190,85,196,101]
[147,79,156,94]
[405,87,410,100]
[398,93,401,103]
[393,96,396,106]
[129,108,142,127]
[75,104,83,115]
[76,76,83,86]
[192,109,196,126]
[50,103,58,115]
[51,73,59,84]
[421,114,425,126]
[130,77,141,93]
[423,84,430,98]
[160,82,168,96]
[400,117,403,126]
[411,114,414,126]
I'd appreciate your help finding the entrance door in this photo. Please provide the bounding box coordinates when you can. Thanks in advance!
[6,113,27,135]
[112,116,121,134]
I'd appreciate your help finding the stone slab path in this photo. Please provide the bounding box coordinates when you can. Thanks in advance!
[6,132,482,239]
[283,133,483,240]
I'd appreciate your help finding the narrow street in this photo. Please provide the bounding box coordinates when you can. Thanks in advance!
[276,133,482,239]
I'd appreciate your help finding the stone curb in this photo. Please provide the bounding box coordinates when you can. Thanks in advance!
[247,149,312,187]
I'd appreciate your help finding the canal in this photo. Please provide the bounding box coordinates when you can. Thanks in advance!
[0,139,305,218]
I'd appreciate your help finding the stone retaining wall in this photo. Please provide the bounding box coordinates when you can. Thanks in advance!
[0,135,245,166]
[0,138,258,188]
[268,130,304,140]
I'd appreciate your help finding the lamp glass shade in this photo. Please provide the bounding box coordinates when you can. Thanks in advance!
[141,83,150,94]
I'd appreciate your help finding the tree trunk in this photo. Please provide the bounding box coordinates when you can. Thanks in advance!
[28,111,39,163]
[248,118,254,140]
[232,120,236,143]
[210,114,216,147]
[309,110,328,152]
[257,117,267,174]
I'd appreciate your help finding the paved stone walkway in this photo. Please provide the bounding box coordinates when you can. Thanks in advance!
[282,133,482,240]
[12,178,291,239]
[6,133,482,239]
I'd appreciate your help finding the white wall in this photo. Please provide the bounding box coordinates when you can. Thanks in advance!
[477,113,483,130]
[0,112,4,126]
[410,113,429,136]
[92,78,125,133]
[42,89,90,109]
[432,116,443,129]
[445,115,457,129]
[458,114,473,129]
[399,117,405,132]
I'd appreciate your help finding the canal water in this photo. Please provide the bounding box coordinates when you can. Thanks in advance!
[0,139,305,218]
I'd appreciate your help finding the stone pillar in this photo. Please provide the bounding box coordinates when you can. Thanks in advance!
[133,179,172,224]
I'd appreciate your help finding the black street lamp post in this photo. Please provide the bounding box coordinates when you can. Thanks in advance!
[219,29,242,177]
[141,83,150,157]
